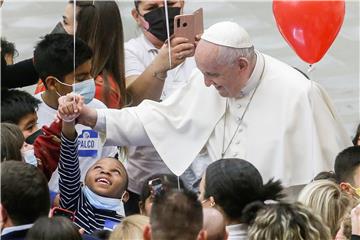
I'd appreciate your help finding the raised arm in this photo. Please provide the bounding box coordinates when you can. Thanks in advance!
[64,94,153,147]
[57,95,82,212]
[126,37,195,106]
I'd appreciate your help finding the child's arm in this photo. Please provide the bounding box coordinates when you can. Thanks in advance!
[57,94,83,212]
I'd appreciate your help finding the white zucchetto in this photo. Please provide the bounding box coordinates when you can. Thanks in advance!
[201,21,253,49]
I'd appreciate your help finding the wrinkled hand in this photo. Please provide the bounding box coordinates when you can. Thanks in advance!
[351,203,360,235]
[156,37,195,72]
[57,93,84,122]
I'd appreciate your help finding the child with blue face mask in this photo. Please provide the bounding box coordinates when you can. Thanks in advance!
[57,93,129,234]
[1,89,41,167]
[33,33,118,199]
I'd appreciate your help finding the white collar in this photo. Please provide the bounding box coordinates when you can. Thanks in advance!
[239,50,265,97]
[1,223,33,236]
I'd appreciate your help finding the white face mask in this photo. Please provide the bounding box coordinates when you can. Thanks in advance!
[21,148,38,167]
[54,78,96,104]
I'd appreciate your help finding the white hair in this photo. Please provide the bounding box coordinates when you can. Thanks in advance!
[216,45,255,66]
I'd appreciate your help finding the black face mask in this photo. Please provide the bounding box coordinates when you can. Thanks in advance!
[25,129,44,145]
[143,7,181,42]
[51,22,67,34]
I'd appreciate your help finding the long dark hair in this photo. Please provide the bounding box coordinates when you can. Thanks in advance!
[70,0,126,107]
[204,158,284,222]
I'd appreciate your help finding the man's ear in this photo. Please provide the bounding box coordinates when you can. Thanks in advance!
[197,229,207,240]
[44,76,57,91]
[138,201,144,215]
[131,8,141,25]
[121,190,130,203]
[237,58,249,72]
[143,224,152,240]
[340,182,353,195]
[209,196,216,207]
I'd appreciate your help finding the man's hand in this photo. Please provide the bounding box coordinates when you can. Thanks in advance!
[155,37,195,72]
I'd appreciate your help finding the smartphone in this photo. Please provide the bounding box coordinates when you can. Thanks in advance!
[50,207,75,221]
[174,8,204,44]
[148,178,164,197]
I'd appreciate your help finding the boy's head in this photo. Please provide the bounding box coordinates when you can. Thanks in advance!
[1,161,50,227]
[143,190,205,240]
[335,146,360,195]
[33,33,93,99]
[85,157,129,200]
[1,89,40,139]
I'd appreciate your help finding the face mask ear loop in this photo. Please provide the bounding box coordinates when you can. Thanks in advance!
[163,0,172,69]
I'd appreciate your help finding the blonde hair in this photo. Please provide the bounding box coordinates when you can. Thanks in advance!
[248,202,332,240]
[298,179,352,237]
[109,215,149,240]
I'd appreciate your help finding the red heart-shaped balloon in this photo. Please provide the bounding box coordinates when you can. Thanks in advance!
[273,0,345,64]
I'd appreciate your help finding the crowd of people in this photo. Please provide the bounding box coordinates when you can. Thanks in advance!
[1,0,360,240]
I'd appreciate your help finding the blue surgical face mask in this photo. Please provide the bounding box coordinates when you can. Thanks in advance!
[83,186,126,216]
[22,148,38,167]
[54,78,96,104]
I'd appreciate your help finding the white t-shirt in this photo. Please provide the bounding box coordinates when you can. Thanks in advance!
[35,93,117,192]
[125,34,210,193]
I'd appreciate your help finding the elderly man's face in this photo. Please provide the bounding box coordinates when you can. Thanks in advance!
[195,40,245,98]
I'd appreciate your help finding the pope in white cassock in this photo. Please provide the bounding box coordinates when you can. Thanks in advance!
[66,21,352,187]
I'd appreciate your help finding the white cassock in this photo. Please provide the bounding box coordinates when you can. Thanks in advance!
[95,51,352,186]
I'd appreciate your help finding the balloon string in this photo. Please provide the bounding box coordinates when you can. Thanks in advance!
[164,0,172,69]
[177,176,180,190]
[308,63,315,180]
[73,0,76,94]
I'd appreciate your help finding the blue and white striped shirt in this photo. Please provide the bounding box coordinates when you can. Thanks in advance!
[59,134,123,234]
